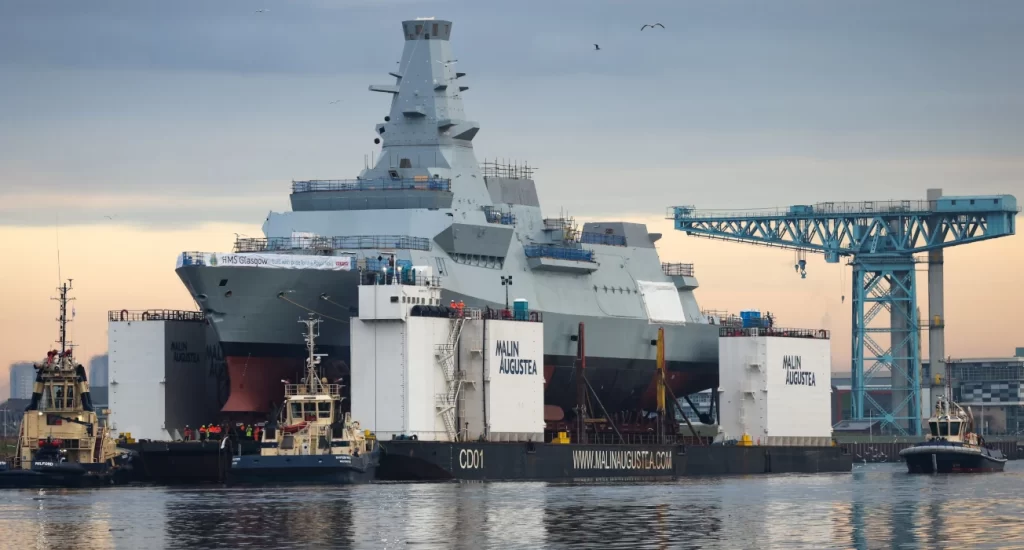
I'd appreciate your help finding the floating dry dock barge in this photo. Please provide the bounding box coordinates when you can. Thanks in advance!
[123,274,851,482]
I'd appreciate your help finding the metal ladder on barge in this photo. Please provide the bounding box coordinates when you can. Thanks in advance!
[435,314,467,441]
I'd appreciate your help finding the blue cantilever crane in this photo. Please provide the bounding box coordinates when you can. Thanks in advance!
[671,190,1018,435]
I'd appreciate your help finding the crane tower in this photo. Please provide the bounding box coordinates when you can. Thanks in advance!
[671,190,1018,435]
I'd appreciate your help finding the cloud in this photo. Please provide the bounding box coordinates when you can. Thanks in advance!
[1,0,1022,230]
[0,192,284,228]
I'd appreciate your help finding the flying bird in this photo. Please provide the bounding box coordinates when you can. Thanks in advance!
[593,44,600,50]
[329,100,341,104]
[103,215,116,220]
[640,23,665,31]
[255,9,269,13]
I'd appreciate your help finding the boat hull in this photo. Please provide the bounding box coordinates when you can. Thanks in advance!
[900,443,1007,473]
[0,459,136,489]
[377,441,853,481]
[178,264,719,415]
[227,451,379,485]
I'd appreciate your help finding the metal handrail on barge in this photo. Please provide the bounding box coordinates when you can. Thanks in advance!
[719,326,830,339]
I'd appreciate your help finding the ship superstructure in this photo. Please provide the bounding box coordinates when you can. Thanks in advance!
[176,18,719,418]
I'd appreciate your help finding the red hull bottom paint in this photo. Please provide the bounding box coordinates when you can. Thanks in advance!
[222,356,303,413]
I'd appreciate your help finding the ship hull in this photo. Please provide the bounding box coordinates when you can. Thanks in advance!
[0,459,136,489]
[228,451,379,485]
[900,443,1007,473]
[377,441,853,481]
[178,264,719,415]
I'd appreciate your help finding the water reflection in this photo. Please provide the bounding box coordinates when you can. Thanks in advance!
[1,463,1023,549]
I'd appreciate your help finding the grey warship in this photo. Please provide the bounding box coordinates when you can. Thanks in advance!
[176,18,719,416]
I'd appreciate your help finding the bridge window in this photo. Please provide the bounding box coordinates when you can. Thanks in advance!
[290,402,302,420]
[433,23,439,36]
[318,402,331,418]
[949,421,961,436]
[928,421,938,436]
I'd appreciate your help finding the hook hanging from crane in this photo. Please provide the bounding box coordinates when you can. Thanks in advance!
[794,251,807,279]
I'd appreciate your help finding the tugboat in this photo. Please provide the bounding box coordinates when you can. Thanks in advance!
[900,395,1007,473]
[228,315,379,484]
[0,280,134,488]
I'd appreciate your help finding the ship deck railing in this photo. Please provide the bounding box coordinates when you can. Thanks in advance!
[719,326,830,339]
[482,206,516,225]
[661,262,695,277]
[284,384,343,399]
[292,178,451,193]
[580,232,627,247]
[523,244,595,263]
[362,273,443,288]
[234,235,432,253]
[109,309,205,323]
[359,259,441,288]
[703,309,755,327]
[480,306,543,323]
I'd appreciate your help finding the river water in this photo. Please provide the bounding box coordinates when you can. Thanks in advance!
[1,462,1022,549]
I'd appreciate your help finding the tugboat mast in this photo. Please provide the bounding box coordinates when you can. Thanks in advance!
[300,315,327,394]
[54,279,74,354]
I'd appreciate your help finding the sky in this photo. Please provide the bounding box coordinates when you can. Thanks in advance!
[1,0,1022,397]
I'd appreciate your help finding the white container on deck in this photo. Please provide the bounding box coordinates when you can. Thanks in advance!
[350,281,544,442]
[718,327,833,446]
[108,311,221,440]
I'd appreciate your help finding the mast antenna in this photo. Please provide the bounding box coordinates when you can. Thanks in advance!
[55,212,62,284]
[53,279,75,355]
[300,314,326,394]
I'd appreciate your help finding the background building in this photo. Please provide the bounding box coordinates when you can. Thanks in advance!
[89,354,108,387]
[8,362,35,400]
[830,372,893,428]
[945,350,1024,436]
[831,348,1024,435]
